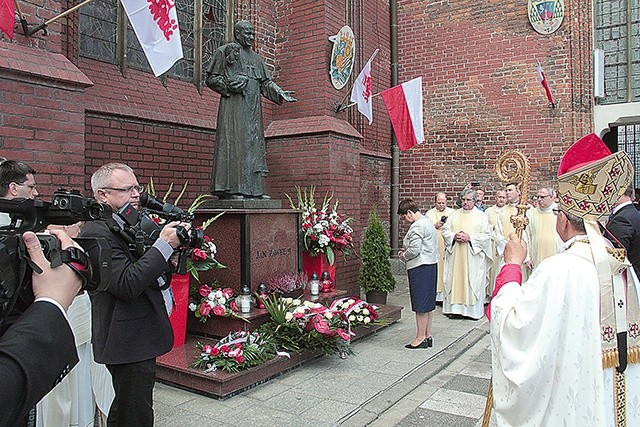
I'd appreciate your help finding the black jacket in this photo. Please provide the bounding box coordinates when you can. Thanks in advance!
[0,301,78,426]
[606,203,640,279]
[81,220,173,364]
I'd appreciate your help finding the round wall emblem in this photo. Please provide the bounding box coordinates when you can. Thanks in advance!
[329,26,355,90]
[528,0,564,35]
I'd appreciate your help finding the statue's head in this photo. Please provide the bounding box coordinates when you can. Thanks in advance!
[234,20,255,48]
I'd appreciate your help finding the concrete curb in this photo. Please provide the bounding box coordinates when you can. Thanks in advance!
[337,327,489,427]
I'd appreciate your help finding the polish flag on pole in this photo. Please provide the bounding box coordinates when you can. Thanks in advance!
[536,60,555,107]
[0,0,15,40]
[120,0,183,77]
[350,49,379,125]
[381,77,424,151]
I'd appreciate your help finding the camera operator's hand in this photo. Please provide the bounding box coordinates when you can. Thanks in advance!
[23,230,82,312]
[159,221,191,249]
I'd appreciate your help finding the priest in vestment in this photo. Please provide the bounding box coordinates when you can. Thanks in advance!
[441,189,492,319]
[487,134,640,427]
[485,189,508,297]
[523,186,562,271]
[425,192,455,302]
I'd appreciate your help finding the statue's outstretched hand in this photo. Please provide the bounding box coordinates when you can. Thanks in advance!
[281,91,296,102]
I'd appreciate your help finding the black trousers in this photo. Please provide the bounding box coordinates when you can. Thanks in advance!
[107,358,156,427]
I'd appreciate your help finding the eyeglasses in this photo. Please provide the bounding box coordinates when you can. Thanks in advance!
[101,184,144,194]
[536,195,551,199]
[14,182,37,191]
[461,198,474,202]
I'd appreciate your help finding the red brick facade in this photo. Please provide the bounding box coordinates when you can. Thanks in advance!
[397,0,593,214]
[0,0,595,293]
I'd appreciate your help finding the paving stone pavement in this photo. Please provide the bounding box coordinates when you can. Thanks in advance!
[152,274,496,426]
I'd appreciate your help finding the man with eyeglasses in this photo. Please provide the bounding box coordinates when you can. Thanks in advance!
[80,163,189,427]
[440,189,492,319]
[522,186,562,271]
[0,160,38,226]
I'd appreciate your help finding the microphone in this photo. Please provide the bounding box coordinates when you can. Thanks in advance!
[139,193,184,216]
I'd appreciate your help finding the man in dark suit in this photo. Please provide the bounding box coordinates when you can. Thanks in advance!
[606,186,640,278]
[0,230,83,427]
[80,163,187,427]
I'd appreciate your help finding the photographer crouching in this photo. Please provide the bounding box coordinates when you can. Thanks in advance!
[80,163,190,427]
[0,230,83,426]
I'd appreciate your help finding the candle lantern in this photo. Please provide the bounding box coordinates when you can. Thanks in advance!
[256,282,268,309]
[321,270,334,293]
[309,272,321,296]
[237,284,253,314]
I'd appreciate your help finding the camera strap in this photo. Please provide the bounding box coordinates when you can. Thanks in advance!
[49,246,93,288]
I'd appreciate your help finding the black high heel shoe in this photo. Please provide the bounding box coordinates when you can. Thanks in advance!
[426,336,433,347]
[405,339,429,349]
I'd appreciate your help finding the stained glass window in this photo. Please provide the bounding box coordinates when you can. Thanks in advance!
[79,0,226,84]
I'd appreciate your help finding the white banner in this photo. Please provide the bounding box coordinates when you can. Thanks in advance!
[120,0,183,77]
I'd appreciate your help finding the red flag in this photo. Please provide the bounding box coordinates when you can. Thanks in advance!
[381,77,424,151]
[0,0,15,40]
[536,60,555,107]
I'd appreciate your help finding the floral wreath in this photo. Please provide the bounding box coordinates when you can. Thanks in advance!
[189,284,245,322]
[193,331,275,373]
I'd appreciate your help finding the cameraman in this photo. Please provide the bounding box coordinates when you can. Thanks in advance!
[81,163,188,427]
[0,230,82,427]
[0,160,38,226]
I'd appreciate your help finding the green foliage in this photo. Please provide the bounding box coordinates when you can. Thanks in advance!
[358,208,396,293]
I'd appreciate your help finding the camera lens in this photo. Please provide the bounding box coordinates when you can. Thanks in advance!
[55,197,69,209]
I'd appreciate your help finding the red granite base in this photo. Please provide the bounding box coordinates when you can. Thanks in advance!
[157,303,403,399]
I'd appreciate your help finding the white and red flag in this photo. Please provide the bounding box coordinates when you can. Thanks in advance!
[0,0,14,40]
[120,0,183,77]
[536,60,555,107]
[381,77,424,151]
[350,49,379,125]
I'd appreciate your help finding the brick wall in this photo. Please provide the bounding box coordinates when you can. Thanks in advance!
[396,0,594,214]
[84,113,215,202]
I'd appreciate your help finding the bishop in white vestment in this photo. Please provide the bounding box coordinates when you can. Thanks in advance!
[487,134,640,427]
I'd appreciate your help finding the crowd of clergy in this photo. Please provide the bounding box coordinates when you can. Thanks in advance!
[426,183,563,320]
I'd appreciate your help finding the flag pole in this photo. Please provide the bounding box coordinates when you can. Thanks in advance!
[27,0,95,36]
[336,91,384,112]
[14,0,29,35]
[335,48,380,112]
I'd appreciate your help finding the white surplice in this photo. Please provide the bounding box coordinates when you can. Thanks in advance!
[36,293,115,427]
[490,236,640,426]
[441,208,491,319]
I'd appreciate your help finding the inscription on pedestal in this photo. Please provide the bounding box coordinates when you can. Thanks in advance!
[256,247,292,259]
[193,209,300,293]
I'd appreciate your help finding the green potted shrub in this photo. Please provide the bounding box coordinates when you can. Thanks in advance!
[358,208,396,304]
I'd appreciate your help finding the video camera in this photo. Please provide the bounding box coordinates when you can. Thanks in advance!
[0,189,112,330]
[114,193,204,274]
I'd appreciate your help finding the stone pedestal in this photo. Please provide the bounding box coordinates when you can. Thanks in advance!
[193,206,300,294]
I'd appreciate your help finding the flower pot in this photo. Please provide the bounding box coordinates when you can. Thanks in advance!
[365,290,388,305]
[302,252,337,289]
